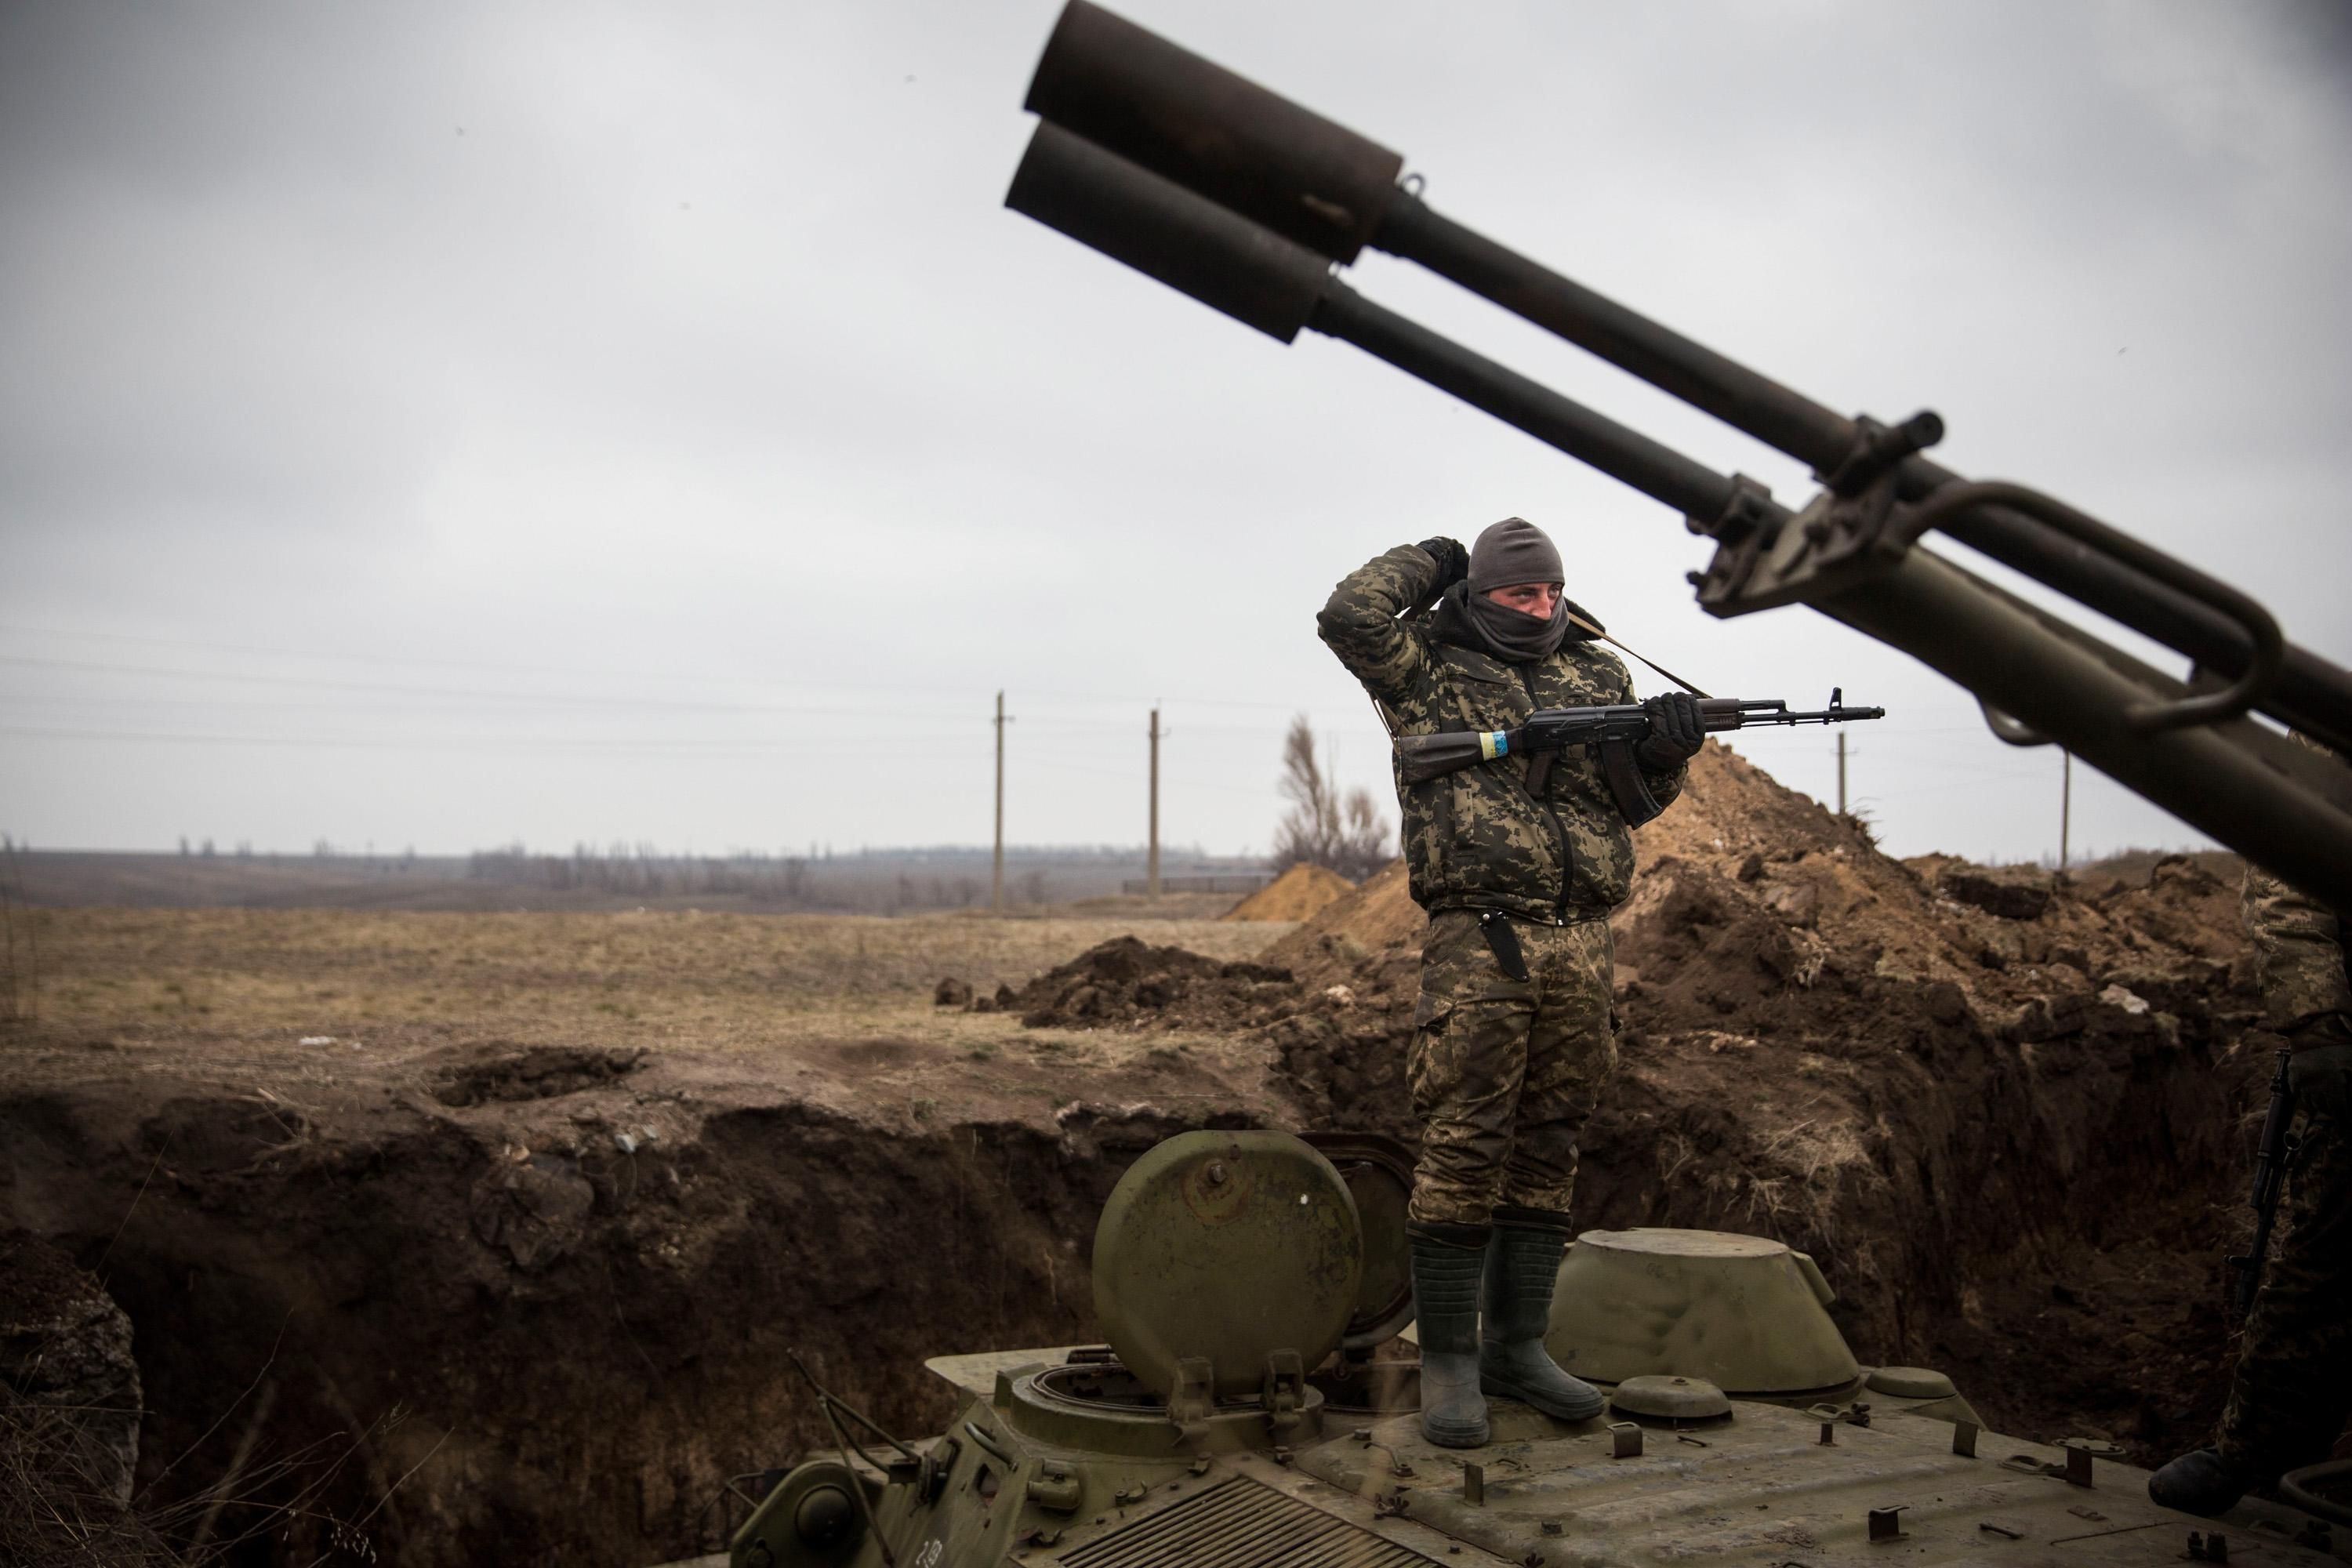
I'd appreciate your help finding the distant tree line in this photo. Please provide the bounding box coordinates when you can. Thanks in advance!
[462,842,1253,914]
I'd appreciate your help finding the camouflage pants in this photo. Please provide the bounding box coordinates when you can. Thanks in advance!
[1406,909,1617,1226]
[2217,1109,2351,1476]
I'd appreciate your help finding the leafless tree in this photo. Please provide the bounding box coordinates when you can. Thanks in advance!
[1273,716,1393,882]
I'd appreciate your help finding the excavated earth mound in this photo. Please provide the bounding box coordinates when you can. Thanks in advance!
[1221,862,1356,923]
[1003,936,1292,1026]
[1016,742,2272,1460]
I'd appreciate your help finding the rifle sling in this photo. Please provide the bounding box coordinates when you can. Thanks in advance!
[1566,612,1712,699]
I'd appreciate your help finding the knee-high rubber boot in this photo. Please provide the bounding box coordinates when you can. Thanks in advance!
[1408,1220,1490,1448]
[1479,1207,1604,1421]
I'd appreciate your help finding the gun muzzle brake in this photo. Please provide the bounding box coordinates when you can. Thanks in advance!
[1025,0,1403,264]
[1006,121,1333,343]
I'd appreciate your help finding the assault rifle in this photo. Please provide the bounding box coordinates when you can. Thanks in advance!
[2227,1047,2299,1323]
[1396,693,1883,824]
[1001,2,2352,909]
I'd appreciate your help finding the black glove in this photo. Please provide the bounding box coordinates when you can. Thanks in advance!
[1417,536,1469,590]
[2288,1036,2352,1120]
[1633,691,1704,771]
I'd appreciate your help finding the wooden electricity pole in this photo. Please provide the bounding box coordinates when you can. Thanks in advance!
[2060,750,2072,871]
[993,691,1009,912]
[1147,707,1162,900]
[1836,732,1848,815]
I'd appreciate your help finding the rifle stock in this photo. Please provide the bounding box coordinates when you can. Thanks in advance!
[1396,728,1519,786]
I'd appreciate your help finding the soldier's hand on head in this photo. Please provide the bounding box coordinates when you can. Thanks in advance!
[1417,537,1469,590]
[1634,691,1705,771]
[2288,1033,2352,1118]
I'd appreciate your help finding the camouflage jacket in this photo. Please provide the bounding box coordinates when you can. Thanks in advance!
[2244,734,2351,1049]
[1317,543,1686,922]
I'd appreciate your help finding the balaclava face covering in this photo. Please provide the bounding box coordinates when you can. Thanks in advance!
[1463,517,1569,662]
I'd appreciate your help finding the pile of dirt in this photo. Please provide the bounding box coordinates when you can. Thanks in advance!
[1020,742,2270,1463]
[998,935,1293,1026]
[1221,863,1356,923]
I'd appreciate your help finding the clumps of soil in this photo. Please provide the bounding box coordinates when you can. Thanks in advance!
[1221,862,1355,923]
[2,1231,158,1565]
[1014,742,2267,1465]
[934,976,1019,1012]
[430,1044,646,1107]
[995,935,1293,1028]
[1929,861,2055,921]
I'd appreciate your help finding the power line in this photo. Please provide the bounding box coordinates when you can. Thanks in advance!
[0,724,996,758]
[0,624,1325,714]
[0,654,1360,738]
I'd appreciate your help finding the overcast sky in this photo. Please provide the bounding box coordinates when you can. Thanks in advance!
[3,1,2347,865]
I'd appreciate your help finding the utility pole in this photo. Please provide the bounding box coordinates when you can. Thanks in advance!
[1836,731,1847,816]
[2060,750,2072,872]
[992,691,1010,912]
[1147,706,1162,900]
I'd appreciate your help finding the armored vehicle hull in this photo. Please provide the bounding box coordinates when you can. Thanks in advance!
[701,1132,2347,1568]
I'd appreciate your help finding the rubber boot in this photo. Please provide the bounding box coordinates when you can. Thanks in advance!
[1478,1207,1605,1421]
[2147,1448,2252,1517]
[1408,1220,1491,1448]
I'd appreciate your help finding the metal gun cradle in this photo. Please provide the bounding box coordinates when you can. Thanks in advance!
[1005,0,2352,908]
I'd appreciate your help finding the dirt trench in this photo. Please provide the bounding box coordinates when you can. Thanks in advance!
[0,1041,1269,1566]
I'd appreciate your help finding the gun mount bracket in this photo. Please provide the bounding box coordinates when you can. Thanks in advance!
[1818,411,1944,496]
[1683,475,1789,612]
[1693,413,1941,619]
[1686,471,1777,545]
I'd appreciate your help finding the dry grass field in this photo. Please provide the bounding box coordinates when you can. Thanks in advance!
[13,903,1292,1066]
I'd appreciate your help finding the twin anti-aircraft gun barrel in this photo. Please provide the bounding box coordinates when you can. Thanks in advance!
[1004,2,2352,907]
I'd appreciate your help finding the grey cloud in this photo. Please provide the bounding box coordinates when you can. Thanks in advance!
[1,0,2344,862]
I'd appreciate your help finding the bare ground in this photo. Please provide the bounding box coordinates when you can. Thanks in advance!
[0,908,1295,1566]
[0,750,2321,1566]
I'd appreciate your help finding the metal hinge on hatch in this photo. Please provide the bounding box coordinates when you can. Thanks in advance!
[1262,1350,1305,1436]
[1168,1357,1215,1443]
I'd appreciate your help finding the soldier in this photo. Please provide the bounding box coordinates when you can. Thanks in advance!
[1319,518,1703,1448]
[2151,744,2351,1515]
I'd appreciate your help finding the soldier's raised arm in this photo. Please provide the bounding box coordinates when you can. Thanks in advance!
[1316,539,1458,710]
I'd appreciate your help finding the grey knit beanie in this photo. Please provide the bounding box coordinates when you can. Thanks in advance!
[1466,517,1563,593]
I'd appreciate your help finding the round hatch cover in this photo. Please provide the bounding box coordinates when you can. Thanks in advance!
[1865,1365,1958,1400]
[1298,1131,1417,1351]
[1092,1130,1363,1402]
[1611,1374,1733,1421]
